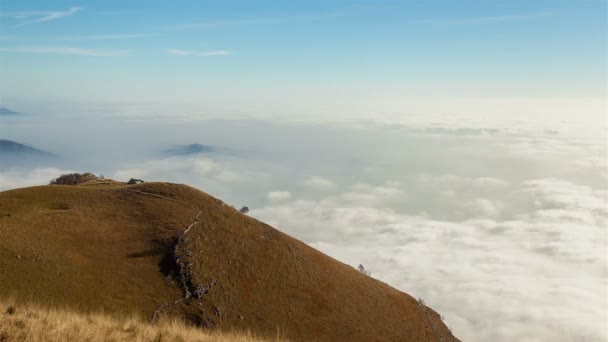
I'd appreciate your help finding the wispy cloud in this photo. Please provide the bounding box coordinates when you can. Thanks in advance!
[167,49,194,56]
[165,12,348,31]
[0,10,49,19]
[420,12,552,25]
[51,33,157,41]
[167,49,232,57]
[1,7,82,26]
[0,46,128,57]
[34,7,82,23]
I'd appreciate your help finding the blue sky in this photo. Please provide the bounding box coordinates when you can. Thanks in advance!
[0,0,606,104]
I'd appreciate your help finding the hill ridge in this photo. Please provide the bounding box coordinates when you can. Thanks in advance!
[0,181,459,341]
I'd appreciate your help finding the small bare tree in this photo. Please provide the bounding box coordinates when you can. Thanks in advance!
[357,264,371,276]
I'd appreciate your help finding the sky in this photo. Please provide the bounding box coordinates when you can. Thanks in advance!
[1,1,607,341]
[0,0,606,105]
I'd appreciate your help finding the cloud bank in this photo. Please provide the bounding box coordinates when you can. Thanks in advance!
[0,103,605,341]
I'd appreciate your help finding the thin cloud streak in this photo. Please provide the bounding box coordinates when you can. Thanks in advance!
[34,7,82,23]
[0,46,128,57]
[51,33,158,41]
[0,10,50,19]
[167,49,232,56]
[165,12,349,30]
[199,50,232,56]
[420,11,553,25]
[2,7,83,26]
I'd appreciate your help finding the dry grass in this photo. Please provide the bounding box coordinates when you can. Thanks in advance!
[0,298,279,342]
[0,181,458,341]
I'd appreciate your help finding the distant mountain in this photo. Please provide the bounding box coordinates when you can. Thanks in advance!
[0,108,22,116]
[0,140,54,157]
[166,143,215,156]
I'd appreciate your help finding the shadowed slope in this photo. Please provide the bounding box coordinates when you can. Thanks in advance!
[0,181,458,341]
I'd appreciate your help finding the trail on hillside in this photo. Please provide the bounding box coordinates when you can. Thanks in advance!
[150,207,202,323]
[127,189,199,211]
[127,189,204,322]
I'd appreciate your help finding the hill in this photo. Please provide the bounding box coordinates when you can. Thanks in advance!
[0,140,54,160]
[166,143,215,155]
[0,108,22,116]
[0,180,458,341]
[0,140,51,155]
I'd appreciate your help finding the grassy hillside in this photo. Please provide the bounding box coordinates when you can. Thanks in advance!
[0,180,458,341]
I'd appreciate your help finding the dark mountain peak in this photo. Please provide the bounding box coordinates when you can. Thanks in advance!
[0,108,22,116]
[0,139,53,157]
[166,143,215,155]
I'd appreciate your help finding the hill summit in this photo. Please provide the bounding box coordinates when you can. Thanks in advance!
[0,179,458,341]
[166,143,215,155]
[0,108,22,116]
[0,139,52,156]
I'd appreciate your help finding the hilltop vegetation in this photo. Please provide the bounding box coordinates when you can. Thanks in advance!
[49,172,99,185]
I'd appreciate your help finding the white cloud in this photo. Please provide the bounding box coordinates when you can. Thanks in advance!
[216,170,245,183]
[1,7,83,26]
[419,12,552,25]
[0,46,128,57]
[468,198,501,217]
[192,158,217,176]
[52,33,156,41]
[419,174,509,188]
[164,12,349,31]
[167,49,194,56]
[304,176,336,190]
[32,7,82,23]
[113,168,147,181]
[0,168,73,191]
[167,49,232,57]
[267,191,291,202]
[1,110,605,342]
[111,156,254,194]
[251,177,608,342]
[0,10,42,19]
[113,157,220,181]
[199,50,232,56]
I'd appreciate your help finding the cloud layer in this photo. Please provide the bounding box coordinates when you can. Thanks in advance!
[252,176,607,341]
[0,109,605,341]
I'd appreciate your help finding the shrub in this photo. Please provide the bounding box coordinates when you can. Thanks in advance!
[50,173,98,185]
[239,206,250,214]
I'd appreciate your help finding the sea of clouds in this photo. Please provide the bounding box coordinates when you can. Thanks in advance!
[0,97,606,341]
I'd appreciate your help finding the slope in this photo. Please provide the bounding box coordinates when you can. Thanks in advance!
[0,181,458,341]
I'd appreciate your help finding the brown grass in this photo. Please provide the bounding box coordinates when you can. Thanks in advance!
[0,298,280,342]
[0,181,459,341]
